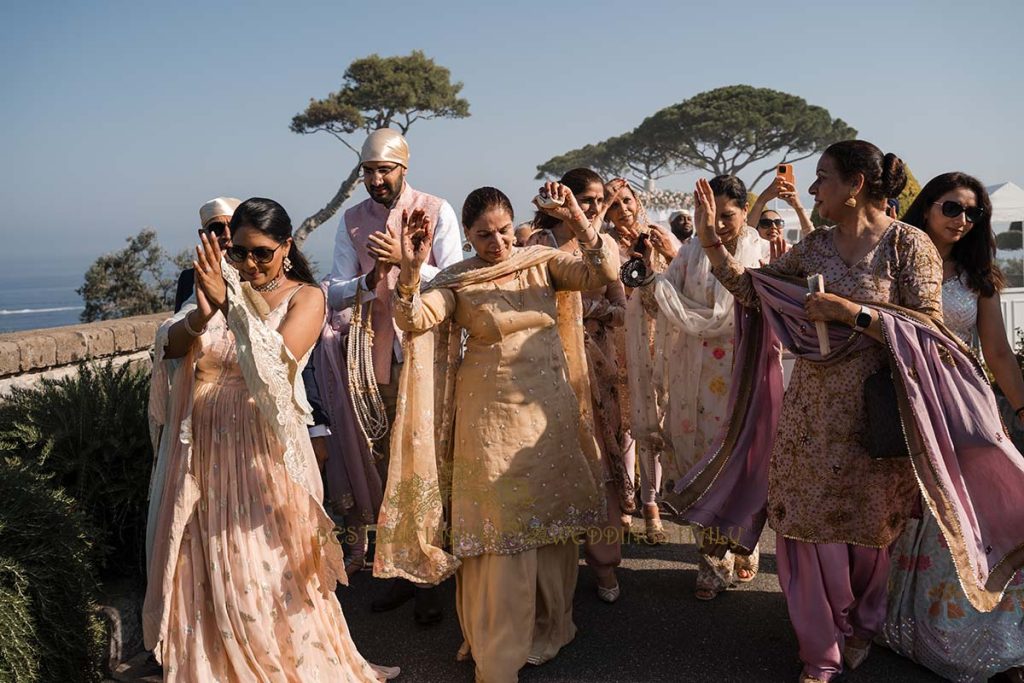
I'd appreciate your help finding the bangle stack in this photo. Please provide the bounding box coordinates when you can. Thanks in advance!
[183,311,207,337]
[396,279,421,299]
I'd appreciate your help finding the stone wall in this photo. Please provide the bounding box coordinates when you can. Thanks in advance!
[0,313,167,393]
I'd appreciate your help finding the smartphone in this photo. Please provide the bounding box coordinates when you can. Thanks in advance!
[777,163,796,187]
[633,232,651,257]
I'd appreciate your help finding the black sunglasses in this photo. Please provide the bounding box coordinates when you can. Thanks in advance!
[758,218,786,230]
[204,221,230,238]
[934,201,984,223]
[226,243,284,264]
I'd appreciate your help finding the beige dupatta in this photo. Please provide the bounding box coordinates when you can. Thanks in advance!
[373,244,606,585]
[143,263,344,653]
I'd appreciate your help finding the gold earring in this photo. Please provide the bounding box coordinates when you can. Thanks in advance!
[844,194,857,208]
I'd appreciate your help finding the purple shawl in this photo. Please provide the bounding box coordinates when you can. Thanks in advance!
[668,270,1024,612]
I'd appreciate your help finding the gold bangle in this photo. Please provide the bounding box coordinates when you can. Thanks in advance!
[396,279,420,299]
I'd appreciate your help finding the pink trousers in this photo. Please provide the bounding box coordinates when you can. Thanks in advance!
[776,537,890,681]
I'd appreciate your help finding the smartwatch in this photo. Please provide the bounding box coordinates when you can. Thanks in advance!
[853,305,872,332]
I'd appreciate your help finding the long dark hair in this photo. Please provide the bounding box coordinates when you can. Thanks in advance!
[901,172,1003,296]
[824,140,907,200]
[533,167,605,234]
[230,197,317,285]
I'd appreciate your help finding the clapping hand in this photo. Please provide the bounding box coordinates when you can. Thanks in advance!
[368,225,402,266]
[693,178,719,246]
[399,208,433,273]
[194,230,227,318]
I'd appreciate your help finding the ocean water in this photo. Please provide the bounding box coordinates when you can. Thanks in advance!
[0,266,86,333]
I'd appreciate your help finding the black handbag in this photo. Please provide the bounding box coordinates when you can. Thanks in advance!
[860,365,910,459]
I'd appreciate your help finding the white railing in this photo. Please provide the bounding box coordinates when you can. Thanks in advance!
[1001,287,1024,347]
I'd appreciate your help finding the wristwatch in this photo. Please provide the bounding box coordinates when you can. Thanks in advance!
[852,305,872,332]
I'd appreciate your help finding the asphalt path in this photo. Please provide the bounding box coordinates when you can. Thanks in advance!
[341,519,945,683]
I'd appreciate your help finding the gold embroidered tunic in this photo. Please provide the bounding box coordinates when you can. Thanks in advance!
[712,222,943,546]
[393,240,618,557]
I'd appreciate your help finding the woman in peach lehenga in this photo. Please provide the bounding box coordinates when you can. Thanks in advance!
[144,198,397,681]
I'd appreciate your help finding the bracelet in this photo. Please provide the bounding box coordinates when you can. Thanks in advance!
[183,310,207,337]
[396,279,421,299]
[701,239,723,249]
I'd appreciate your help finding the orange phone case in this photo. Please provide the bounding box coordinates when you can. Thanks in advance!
[777,164,796,186]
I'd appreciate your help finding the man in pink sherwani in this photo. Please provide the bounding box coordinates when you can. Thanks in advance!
[327,128,462,624]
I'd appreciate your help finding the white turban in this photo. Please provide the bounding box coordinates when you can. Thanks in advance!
[199,197,242,227]
[360,129,410,167]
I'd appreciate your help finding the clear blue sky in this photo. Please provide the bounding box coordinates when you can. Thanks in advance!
[2,0,1022,279]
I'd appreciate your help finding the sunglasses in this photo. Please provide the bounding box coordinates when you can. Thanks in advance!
[758,218,786,230]
[934,201,984,223]
[204,221,230,238]
[225,243,285,264]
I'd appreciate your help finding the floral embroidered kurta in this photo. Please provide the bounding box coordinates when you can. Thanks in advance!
[640,227,765,483]
[392,240,618,558]
[712,222,943,546]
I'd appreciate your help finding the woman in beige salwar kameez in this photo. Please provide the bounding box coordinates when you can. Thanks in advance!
[374,185,617,683]
[144,198,397,681]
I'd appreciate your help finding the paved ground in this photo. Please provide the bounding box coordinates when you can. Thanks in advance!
[339,519,943,683]
[114,517,946,682]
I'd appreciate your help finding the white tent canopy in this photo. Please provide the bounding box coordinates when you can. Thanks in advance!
[988,182,1024,232]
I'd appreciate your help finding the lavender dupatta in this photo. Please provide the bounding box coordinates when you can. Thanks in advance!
[669,270,1024,612]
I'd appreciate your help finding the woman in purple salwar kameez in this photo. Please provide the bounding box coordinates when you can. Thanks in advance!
[672,141,1024,683]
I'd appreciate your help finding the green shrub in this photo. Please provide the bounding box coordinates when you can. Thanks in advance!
[0,361,153,580]
[0,457,104,682]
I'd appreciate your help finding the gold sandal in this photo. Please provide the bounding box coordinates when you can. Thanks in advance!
[643,503,667,544]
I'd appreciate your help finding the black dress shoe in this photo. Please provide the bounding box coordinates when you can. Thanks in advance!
[371,578,415,612]
[413,585,443,625]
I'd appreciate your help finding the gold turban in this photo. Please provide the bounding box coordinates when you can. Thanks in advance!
[360,129,409,167]
[199,197,242,227]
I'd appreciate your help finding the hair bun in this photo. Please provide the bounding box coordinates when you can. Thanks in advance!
[881,153,907,199]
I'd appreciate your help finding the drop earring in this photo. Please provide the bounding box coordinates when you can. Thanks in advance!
[283,256,293,272]
[462,242,472,252]
[844,193,857,208]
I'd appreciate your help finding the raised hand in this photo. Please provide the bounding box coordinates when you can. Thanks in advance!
[194,230,227,311]
[604,177,630,207]
[777,180,802,207]
[533,181,588,228]
[399,208,433,275]
[769,234,789,262]
[368,225,402,266]
[615,222,642,253]
[649,227,678,261]
[694,178,719,246]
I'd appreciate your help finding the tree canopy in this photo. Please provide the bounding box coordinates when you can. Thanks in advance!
[290,51,470,244]
[537,85,855,191]
[77,229,176,322]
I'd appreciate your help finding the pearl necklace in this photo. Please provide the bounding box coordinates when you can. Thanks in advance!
[253,273,283,292]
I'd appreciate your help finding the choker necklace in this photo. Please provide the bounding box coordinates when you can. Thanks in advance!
[253,274,283,292]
